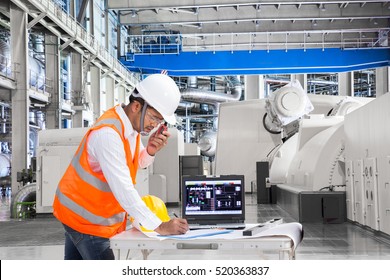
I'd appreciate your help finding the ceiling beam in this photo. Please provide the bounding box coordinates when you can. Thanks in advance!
[119,4,390,26]
[108,0,390,10]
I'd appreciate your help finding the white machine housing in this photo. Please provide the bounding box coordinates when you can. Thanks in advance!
[36,128,88,213]
[344,92,390,234]
[215,99,281,192]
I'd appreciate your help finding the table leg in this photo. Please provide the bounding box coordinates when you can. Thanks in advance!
[141,249,153,260]
[279,249,295,260]
[289,249,296,260]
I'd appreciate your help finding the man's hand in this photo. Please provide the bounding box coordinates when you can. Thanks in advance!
[146,130,170,156]
[155,218,189,235]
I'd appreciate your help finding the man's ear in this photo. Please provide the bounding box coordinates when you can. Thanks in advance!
[132,100,142,113]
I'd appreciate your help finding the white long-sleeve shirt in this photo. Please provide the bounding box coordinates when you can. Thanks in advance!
[87,105,162,230]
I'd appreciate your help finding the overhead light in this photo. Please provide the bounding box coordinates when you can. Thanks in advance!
[197,23,203,29]
[312,20,318,26]
[131,10,137,18]
[255,21,260,27]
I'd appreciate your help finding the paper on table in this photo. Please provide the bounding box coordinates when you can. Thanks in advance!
[141,222,303,249]
[141,228,233,240]
[157,229,234,240]
[238,222,303,249]
[142,228,234,240]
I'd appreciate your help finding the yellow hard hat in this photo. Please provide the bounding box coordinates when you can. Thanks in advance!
[139,195,170,232]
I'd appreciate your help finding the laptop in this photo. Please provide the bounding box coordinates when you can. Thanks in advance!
[181,175,246,229]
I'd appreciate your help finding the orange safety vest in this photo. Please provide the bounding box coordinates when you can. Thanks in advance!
[53,105,141,238]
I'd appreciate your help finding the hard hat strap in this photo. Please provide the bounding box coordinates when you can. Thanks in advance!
[139,102,149,136]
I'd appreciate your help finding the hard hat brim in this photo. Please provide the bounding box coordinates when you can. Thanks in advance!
[163,114,177,125]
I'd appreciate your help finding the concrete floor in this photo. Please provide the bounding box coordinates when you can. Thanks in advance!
[1,192,390,260]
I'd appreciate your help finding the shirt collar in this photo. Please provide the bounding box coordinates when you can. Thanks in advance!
[115,104,138,139]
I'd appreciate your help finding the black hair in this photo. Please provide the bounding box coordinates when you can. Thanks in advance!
[129,88,145,106]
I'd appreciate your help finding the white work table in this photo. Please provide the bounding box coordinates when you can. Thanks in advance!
[110,223,303,260]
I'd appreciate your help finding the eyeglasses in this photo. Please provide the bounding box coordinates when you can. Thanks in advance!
[146,110,164,125]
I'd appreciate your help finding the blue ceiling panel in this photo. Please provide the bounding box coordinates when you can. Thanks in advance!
[120,48,390,76]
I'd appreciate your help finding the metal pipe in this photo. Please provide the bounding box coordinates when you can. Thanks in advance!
[180,76,242,130]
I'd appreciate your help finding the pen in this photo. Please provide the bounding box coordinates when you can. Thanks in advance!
[172,212,179,218]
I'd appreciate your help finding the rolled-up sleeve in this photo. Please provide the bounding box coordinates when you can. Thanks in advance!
[138,148,155,168]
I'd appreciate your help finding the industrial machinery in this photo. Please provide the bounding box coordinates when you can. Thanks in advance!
[344,93,390,233]
[7,64,388,237]
[34,128,89,213]
[216,80,316,193]
[215,80,383,229]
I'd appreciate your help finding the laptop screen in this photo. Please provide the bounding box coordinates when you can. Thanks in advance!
[181,175,245,224]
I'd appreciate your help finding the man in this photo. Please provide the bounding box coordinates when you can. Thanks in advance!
[53,74,189,260]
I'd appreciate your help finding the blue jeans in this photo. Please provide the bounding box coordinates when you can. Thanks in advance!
[63,224,115,260]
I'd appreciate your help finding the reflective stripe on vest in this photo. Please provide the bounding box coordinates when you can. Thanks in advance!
[56,188,125,226]
[67,117,123,193]
[70,137,110,192]
[54,106,140,236]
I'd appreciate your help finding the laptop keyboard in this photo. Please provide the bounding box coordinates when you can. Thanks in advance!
[189,223,246,230]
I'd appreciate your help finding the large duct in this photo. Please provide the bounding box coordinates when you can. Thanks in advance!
[29,56,45,90]
[198,130,217,157]
[181,76,242,155]
[177,102,195,111]
[0,38,45,88]
[0,40,11,76]
[181,76,242,106]
[10,183,36,218]
[0,153,11,177]
[180,75,242,123]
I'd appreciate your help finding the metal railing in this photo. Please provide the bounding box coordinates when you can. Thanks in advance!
[127,28,390,54]
[28,69,52,95]
[181,29,390,53]
[126,34,182,56]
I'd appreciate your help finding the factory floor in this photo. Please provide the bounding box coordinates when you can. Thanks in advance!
[1,192,390,260]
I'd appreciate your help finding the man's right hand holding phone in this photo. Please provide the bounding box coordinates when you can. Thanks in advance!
[146,122,169,156]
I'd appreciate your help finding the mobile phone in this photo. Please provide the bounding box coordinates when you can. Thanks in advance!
[157,122,168,135]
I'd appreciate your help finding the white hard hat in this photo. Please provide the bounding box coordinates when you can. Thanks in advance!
[135,74,181,125]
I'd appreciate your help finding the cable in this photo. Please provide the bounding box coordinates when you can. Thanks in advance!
[319,186,334,191]
[262,113,281,135]
[266,143,281,158]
